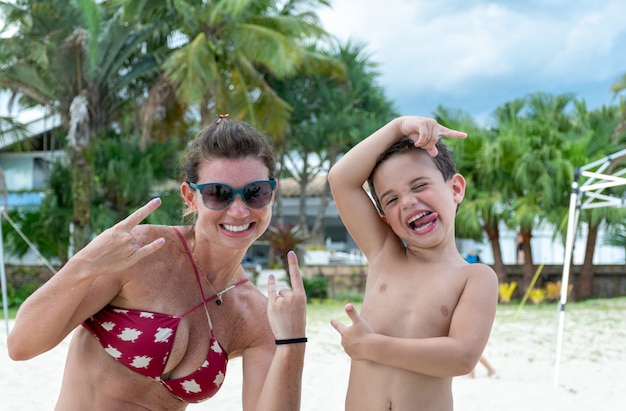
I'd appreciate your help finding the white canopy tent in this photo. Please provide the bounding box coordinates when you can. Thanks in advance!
[554,148,626,387]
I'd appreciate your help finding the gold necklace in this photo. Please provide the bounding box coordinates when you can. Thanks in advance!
[191,248,240,305]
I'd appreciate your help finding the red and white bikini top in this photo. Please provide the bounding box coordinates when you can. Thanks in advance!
[82,226,249,403]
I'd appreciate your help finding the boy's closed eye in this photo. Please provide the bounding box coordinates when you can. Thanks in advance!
[384,196,398,207]
[411,183,427,192]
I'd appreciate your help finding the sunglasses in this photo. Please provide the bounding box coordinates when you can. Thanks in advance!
[189,180,276,210]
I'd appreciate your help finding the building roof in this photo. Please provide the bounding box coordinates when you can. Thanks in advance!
[279,174,328,198]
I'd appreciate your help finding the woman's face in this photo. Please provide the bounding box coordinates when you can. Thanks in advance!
[186,156,275,251]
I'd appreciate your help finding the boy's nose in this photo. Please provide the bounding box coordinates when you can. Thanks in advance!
[401,195,418,210]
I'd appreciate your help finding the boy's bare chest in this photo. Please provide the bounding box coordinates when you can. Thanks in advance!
[361,265,466,337]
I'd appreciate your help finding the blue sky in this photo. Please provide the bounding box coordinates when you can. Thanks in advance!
[318,0,626,125]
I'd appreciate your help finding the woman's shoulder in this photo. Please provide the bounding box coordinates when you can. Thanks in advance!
[133,224,189,243]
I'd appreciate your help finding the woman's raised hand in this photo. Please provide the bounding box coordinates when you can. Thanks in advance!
[266,251,307,340]
[72,198,165,272]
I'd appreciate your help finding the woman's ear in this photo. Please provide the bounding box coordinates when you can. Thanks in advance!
[181,182,197,212]
[380,215,388,224]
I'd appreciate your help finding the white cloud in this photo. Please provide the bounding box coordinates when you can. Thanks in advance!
[319,0,626,118]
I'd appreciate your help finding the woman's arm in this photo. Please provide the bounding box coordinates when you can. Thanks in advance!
[243,251,307,411]
[7,198,165,360]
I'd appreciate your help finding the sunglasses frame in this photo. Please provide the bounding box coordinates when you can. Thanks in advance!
[189,179,277,210]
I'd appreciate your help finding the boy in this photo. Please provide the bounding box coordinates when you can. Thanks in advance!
[328,116,498,410]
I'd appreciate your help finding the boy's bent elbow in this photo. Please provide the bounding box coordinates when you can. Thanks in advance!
[454,351,482,376]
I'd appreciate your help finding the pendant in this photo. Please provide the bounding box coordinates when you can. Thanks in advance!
[216,295,223,305]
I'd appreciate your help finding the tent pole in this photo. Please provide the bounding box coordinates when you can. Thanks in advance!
[1,212,9,336]
[554,169,580,388]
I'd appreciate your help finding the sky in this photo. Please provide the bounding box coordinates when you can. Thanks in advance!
[317,0,626,125]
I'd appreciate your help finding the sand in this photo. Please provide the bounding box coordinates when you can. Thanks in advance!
[2,298,625,410]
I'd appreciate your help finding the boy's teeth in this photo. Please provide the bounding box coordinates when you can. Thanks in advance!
[408,212,428,224]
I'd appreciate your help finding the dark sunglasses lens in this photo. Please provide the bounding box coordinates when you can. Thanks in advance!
[244,181,274,208]
[203,184,233,209]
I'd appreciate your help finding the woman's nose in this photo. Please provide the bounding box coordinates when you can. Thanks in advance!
[227,194,251,216]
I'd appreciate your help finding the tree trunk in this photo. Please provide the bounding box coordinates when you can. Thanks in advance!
[67,94,93,253]
[310,153,339,245]
[297,154,310,235]
[520,229,535,290]
[310,179,331,245]
[71,154,93,252]
[578,220,599,300]
[485,222,507,283]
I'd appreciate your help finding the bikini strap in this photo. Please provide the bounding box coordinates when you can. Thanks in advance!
[171,227,214,327]
[170,227,250,319]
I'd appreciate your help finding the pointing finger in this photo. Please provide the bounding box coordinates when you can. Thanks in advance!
[330,319,346,334]
[117,198,162,231]
[286,250,304,293]
[438,126,467,140]
[344,303,362,324]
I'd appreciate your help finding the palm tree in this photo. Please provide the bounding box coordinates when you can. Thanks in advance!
[435,106,513,283]
[504,92,576,289]
[0,0,165,249]
[120,0,335,135]
[270,38,396,243]
[564,102,626,299]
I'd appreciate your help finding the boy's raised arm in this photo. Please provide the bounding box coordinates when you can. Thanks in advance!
[328,117,466,258]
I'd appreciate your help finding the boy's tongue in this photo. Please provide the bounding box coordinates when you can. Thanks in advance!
[410,212,437,231]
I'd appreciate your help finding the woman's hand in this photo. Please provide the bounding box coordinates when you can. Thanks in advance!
[266,251,307,340]
[73,198,165,272]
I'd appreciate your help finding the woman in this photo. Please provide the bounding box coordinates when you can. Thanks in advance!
[8,117,307,410]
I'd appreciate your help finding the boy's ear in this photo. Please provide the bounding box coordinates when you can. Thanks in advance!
[452,173,466,203]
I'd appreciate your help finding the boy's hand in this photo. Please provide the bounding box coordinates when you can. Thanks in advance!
[400,116,467,157]
[330,303,374,361]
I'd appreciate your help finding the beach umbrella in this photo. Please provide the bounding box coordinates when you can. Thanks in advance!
[554,149,626,387]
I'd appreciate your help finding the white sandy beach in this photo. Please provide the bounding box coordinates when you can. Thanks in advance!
[2,297,625,410]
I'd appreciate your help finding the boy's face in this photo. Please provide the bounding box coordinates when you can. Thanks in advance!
[372,150,465,246]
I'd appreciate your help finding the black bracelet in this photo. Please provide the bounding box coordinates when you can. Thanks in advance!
[275,337,308,345]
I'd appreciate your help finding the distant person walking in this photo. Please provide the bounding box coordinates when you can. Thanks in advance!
[464,248,481,263]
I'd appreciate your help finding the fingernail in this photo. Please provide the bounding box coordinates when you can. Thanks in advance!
[152,198,162,205]
[269,274,275,280]
[288,250,296,257]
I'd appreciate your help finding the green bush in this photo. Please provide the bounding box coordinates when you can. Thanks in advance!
[302,275,328,300]
[0,280,39,308]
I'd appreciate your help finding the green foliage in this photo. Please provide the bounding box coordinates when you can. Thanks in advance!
[302,275,328,300]
[265,224,308,271]
[331,290,364,303]
[0,280,39,308]
[2,132,183,262]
